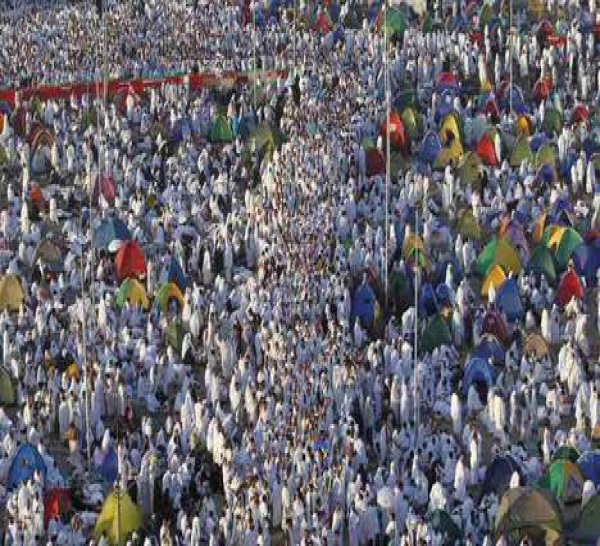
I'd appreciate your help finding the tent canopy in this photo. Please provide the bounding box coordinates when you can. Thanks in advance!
[7,443,47,490]
[527,245,557,286]
[116,279,149,310]
[496,278,524,322]
[555,267,584,307]
[0,366,15,406]
[481,454,523,499]
[114,241,146,282]
[477,238,521,277]
[93,217,131,250]
[95,490,142,545]
[155,282,184,314]
[421,313,452,353]
[539,460,584,505]
[44,488,72,529]
[352,282,377,329]
[0,274,23,312]
[462,356,494,396]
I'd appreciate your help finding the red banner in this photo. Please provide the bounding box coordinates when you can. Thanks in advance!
[0,70,287,109]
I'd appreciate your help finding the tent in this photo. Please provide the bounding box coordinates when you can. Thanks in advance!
[168,257,186,292]
[462,357,494,397]
[0,366,15,405]
[571,491,600,544]
[476,133,498,166]
[523,332,549,359]
[93,218,131,250]
[481,309,509,344]
[208,114,234,144]
[551,445,580,464]
[473,334,506,364]
[510,135,534,167]
[481,264,506,298]
[401,107,420,140]
[419,282,439,316]
[32,239,63,273]
[427,510,462,543]
[155,282,184,314]
[421,313,452,354]
[481,454,523,499]
[380,110,406,151]
[555,267,584,307]
[7,443,47,490]
[114,241,146,282]
[166,321,185,355]
[458,152,482,189]
[116,279,148,310]
[578,451,600,487]
[0,274,24,311]
[495,487,562,544]
[433,139,463,169]
[352,282,377,329]
[572,243,600,283]
[365,148,385,177]
[44,488,72,528]
[535,143,557,169]
[527,245,557,286]
[533,78,551,102]
[92,174,116,206]
[496,278,524,322]
[419,131,442,165]
[439,111,461,144]
[539,460,584,505]
[542,108,563,136]
[378,7,406,39]
[546,226,582,269]
[95,490,142,545]
[476,238,521,277]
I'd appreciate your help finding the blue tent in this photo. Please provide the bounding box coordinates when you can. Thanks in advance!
[168,257,186,293]
[499,85,526,115]
[419,131,442,165]
[7,443,47,490]
[572,244,600,284]
[578,451,600,487]
[98,446,118,484]
[496,278,524,322]
[530,132,548,153]
[560,149,577,179]
[462,357,494,396]
[481,454,523,498]
[473,335,506,364]
[351,282,376,328]
[419,282,439,316]
[93,217,131,250]
[435,283,452,307]
[432,257,463,287]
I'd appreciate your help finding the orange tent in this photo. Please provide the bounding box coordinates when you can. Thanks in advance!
[114,241,146,282]
[476,133,498,166]
[381,111,406,151]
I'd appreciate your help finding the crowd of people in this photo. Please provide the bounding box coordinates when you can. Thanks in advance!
[0,0,598,545]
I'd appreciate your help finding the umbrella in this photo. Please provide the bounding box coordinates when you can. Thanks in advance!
[114,241,146,282]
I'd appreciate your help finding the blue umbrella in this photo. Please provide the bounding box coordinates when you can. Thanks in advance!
[93,217,131,249]
[578,451,600,487]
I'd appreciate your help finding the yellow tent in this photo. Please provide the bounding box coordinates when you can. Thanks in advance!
[524,332,549,358]
[95,490,142,545]
[481,264,507,297]
[440,112,461,145]
[516,115,532,136]
[117,279,149,310]
[458,209,483,240]
[155,282,185,313]
[434,138,464,169]
[0,275,23,312]
[532,213,547,244]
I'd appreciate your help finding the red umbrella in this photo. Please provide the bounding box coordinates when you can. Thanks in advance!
[380,111,406,151]
[556,267,584,306]
[114,241,146,281]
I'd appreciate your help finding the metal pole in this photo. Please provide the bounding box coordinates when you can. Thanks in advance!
[79,213,92,466]
[384,2,390,315]
[292,0,296,76]
[253,5,257,110]
[414,208,419,447]
[509,0,514,116]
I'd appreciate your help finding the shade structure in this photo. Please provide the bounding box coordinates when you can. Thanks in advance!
[421,313,452,354]
[476,238,521,277]
[0,274,23,311]
[462,356,494,396]
[495,278,524,322]
[168,257,186,292]
[526,245,557,286]
[32,239,63,272]
[495,487,562,543]
[209,114,234,144]
[547,226,583,270]
[7,443,47,490]
[551,445,580,464]
[95,490,142,545]
[116,279,149,310]
[365,147,385,177]
[114,241,146,282]
[472,334,506,364]
[481,454,523,499]
[44,488,72,528]
[539,460,584,505]
[427,510,462,543]
[155,282,184,314]
[481,308,509,344]
[94,217,132,250]
[0,366,15,405]
[571,491,600,544]
[380,110,406,151]
[476,132,498,166]
[578,451,600,488]
[458,209,482,240]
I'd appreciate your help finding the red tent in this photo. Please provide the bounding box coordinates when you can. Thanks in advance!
[533,78,551,102]
[483,97,500,120]
[556,267,584,306]
[476,134,498,166]
[572,104,589,126]
[114,241,146,281]
[366,148,385,177]
[380,111,406,151]
[44,488,72,528]
[538,20,554,42]
[437,71,459,89]
[313,12,331,34]
[92,174,116,205]
[482,308,509,345]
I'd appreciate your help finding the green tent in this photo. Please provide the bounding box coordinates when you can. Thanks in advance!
[380,8,406,39]
[390,268,412,315]
[0,366,15,405]
[165,322,185,355]
[526,245,557,286]
[458,152,482,189]
[542,108,563,136]
[421,314,452,354]
[539,460,584,505]
[535,143,557,169]
[401,107,419,140]
[244,124,278,164]
[551,445,580,464]
[476,237,521,277]
[571,492,600,544]
[554,227,583,270]
[496,487,562,544]
[509,135,534,168]
[428,510,462,543]
[209,114,234,144]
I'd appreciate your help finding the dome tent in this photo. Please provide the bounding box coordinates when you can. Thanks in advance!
[95,489,142,545]
[6,443,47,490]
